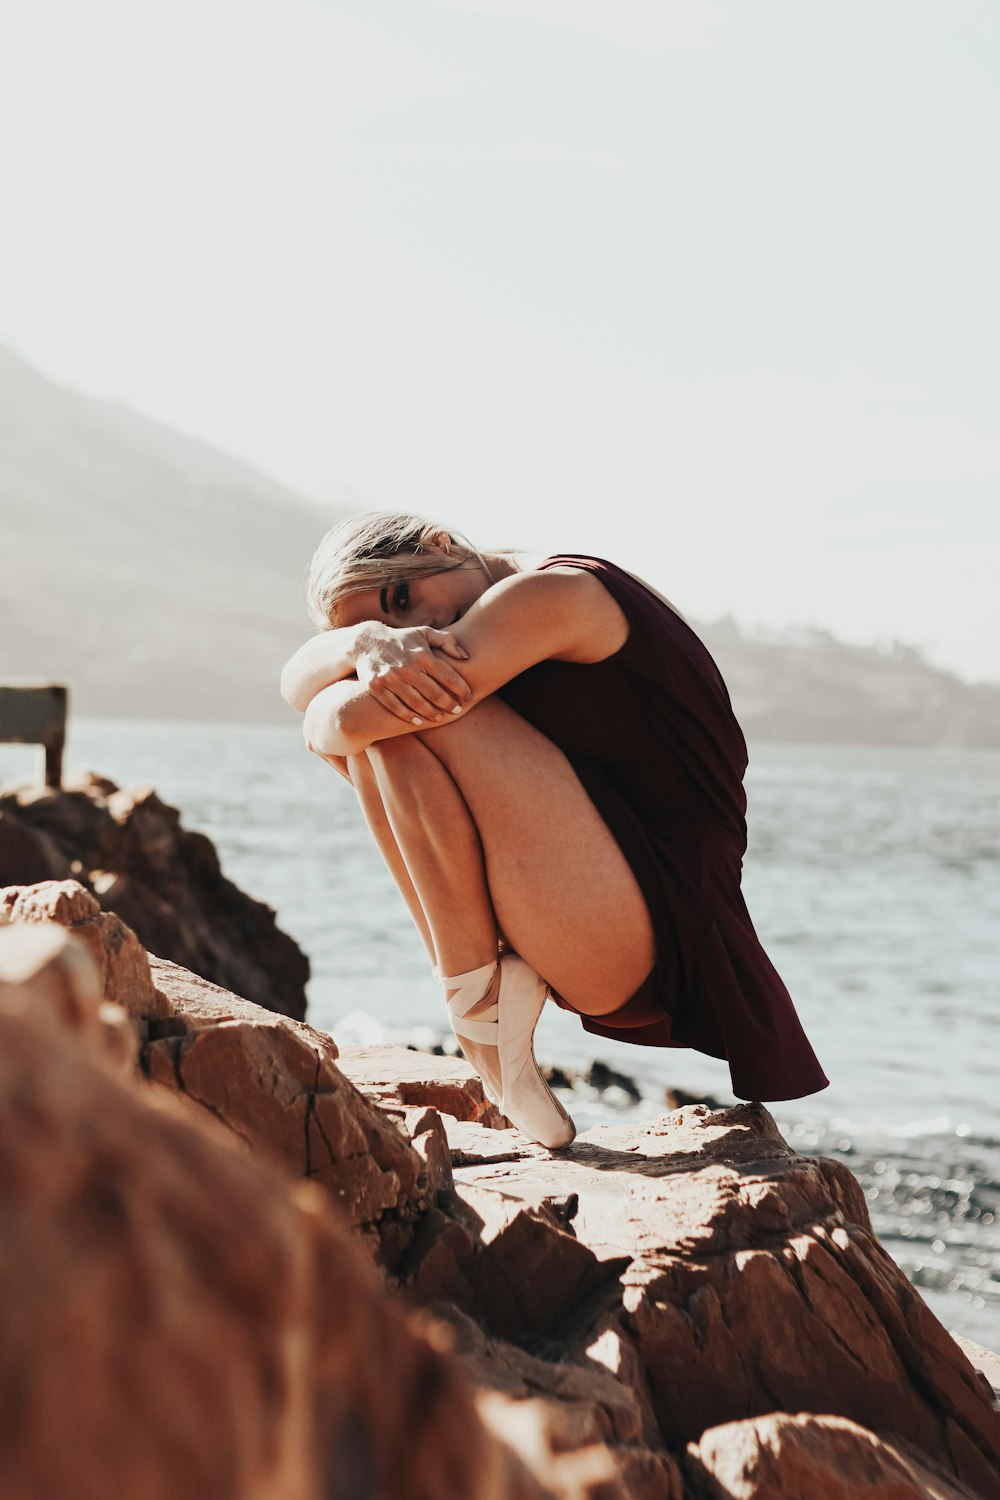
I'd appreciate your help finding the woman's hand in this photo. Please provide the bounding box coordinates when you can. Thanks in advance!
[352,622,472,724]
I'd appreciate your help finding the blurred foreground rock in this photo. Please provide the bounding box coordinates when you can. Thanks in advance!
[686,1412,986,1498]
[0,924,542,1500]
[0,770,308,1018]
[2,877,1000,1500]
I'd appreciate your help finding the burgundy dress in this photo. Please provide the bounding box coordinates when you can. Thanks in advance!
[496,555,829,1103]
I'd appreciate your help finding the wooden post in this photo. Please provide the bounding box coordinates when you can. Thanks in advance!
[0,683,69,789]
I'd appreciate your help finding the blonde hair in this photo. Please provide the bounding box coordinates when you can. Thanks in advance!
[305,510,490,628]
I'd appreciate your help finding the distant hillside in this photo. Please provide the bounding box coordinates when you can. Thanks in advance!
[3,344,997,745]
[1,344,340,720]
[700,619,1000,749]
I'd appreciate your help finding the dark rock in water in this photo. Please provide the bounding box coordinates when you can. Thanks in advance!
[540,1063,577,1091]
[666,1085,726,1112]
[585,1059,642,1102]
[0,770,308,1020]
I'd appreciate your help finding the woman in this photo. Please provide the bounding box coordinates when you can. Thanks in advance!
[280,512,829,1150]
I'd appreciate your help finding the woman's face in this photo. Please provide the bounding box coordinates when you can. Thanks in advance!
[334,554,489,632]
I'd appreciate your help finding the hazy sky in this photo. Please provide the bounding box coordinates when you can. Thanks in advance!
[2,0,998,681]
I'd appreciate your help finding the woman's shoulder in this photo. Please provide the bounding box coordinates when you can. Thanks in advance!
[489,556,628,664]
[524,553,693,630]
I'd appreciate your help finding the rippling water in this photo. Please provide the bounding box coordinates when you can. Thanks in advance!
[3,724,998,1350]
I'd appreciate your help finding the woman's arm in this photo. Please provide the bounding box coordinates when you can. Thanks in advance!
[303,567,628,758]
[281,621,472,717]
[280,626,366,713]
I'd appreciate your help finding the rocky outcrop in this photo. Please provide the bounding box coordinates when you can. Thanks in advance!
[0,924,549,1500]
[0,771,308,1018]
[338,1040,512,1128]
[1,876,157,1013]
[432,1112,1000,1496]
[3,877,1000,1500]
[145,954,433,1269]
[957,1340,1000,1405]
[431,1301,684,1499]
[0,880,431,1271]
[0,911,136,1078]
[685,1412,985,1498]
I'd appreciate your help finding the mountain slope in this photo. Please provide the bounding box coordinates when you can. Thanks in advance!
[1,344,338,720]
[700,619,1000,749]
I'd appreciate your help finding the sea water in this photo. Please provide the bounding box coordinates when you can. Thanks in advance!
[2,722,998,1350]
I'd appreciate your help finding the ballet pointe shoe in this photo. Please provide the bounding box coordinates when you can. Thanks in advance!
[439,954,577,1150]
[496,954,576,1148]
[438,959,504,1109]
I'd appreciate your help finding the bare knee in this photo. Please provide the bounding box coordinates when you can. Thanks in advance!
[365,698,524,777]
[414,696,506,764]
[347,746,415,793]
[363,736,422,772]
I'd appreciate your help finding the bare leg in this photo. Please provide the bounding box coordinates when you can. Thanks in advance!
[365,696,656,1015]
[319,696,656,1140]
[362,741,498,978]
[322,750,505,1095]
[317,698,656,1112]
[360,732,506,1097]
[345,752,437,966]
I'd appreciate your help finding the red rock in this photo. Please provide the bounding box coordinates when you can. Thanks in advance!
[687,1412,984,1498]
[450,1180,628,1342]
[396,1113,630,1339]
[142,958,439,1270]
[446,1105,1000,1497]
[337,1042,511,1127]
[0,919,136,1078]
[0,774,308,1019]
[0,892,444,1270]
[951,1336,1000,1407]
[1,878,157,1013]
[430,1301,683,1499]
[0,917,100,1023]
[0,1003,548,1499]
[6,881,997,1497]
[443,1116,529,1166]
[389,1104,455,1198]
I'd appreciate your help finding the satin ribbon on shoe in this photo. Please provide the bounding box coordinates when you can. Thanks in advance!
[439,955,576,1149]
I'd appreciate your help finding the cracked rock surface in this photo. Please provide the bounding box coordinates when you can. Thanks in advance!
[0,772,308,1018]
[433,1111,1000,1498]
[0,931,547,1500]
[337,1041,512,1128]
[0,881,432,1270]
[3,878,1000,1499]
[145,956,430,1267]
[685,1412,986,1498]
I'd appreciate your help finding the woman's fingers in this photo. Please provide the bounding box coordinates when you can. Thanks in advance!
[387,654,470,711]
[317,751,352,782]
[418,666,471,709]
[370,685,436,724]
[419,650,472,705]
[365,631,473,719]
[369,679,460,725]
[426,628,469,661]
[357,629,470,711]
